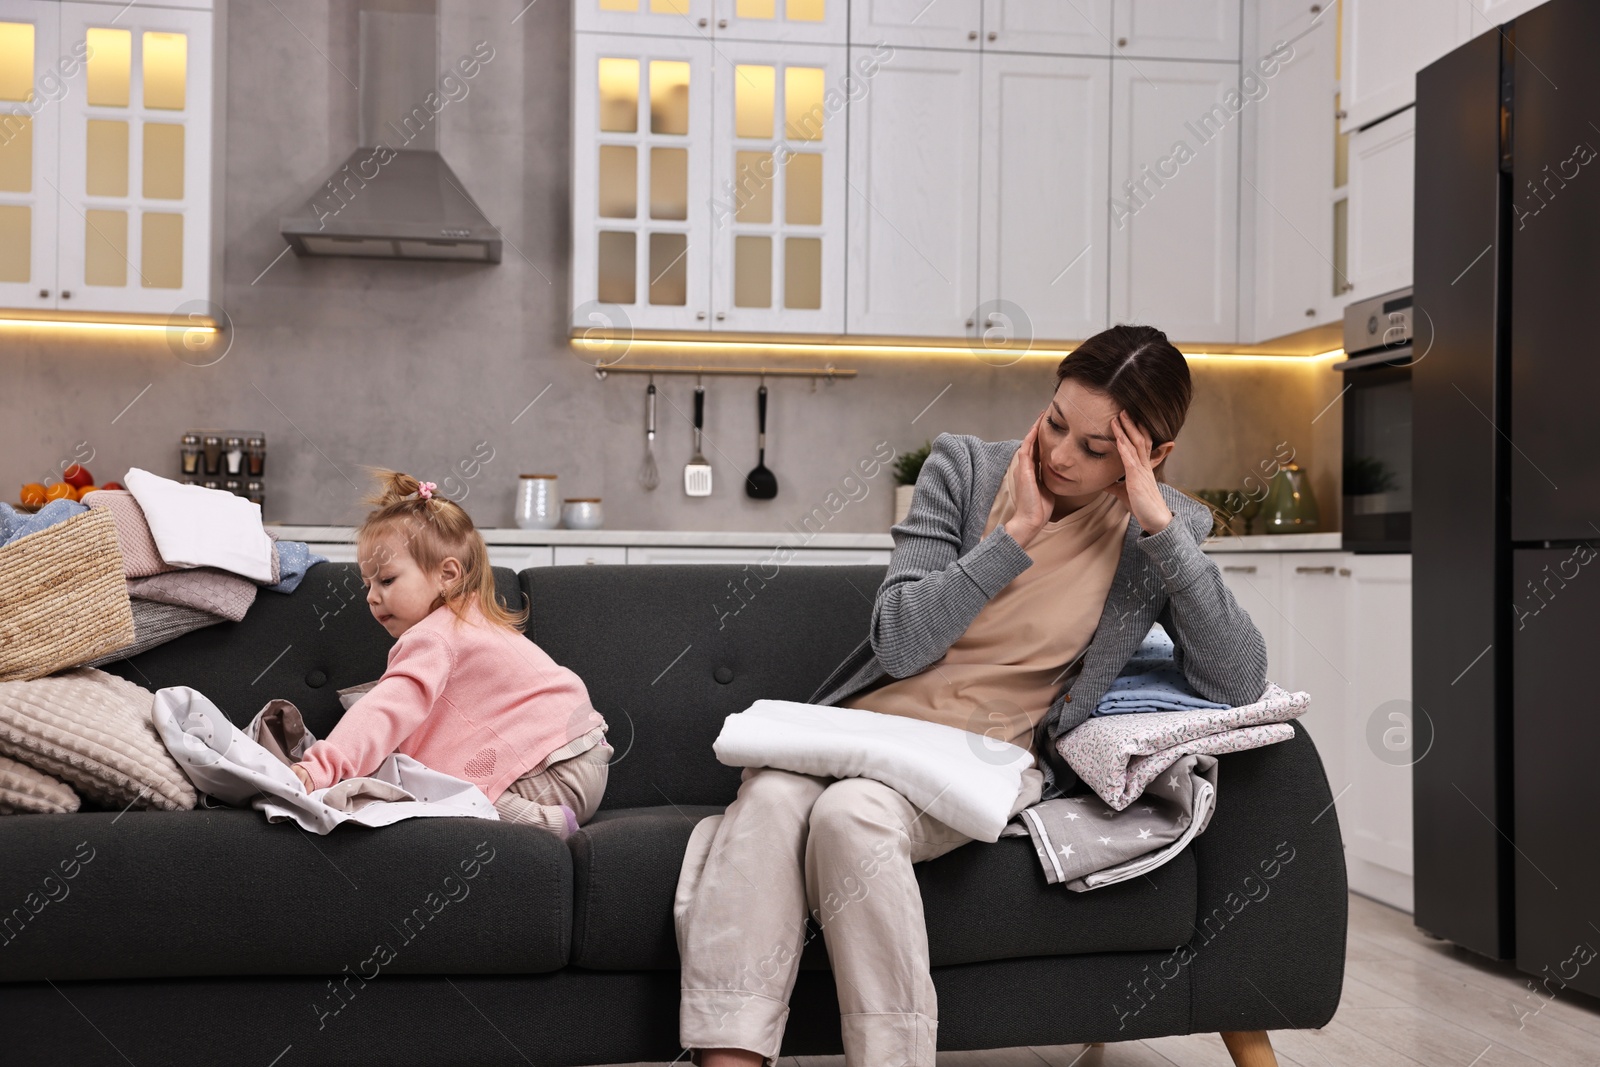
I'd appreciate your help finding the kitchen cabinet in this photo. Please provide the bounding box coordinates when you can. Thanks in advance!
[845,45,981,336]
[1339,0,1466,133]
[1215,548,1416,912]
[555,545,629,566]
[490,546,556,570]
[980,0,1113,57]
[1113,0,1241,62]
[572,32,715,332]
[572,31,851,333]
[978,53,1110,343]
[576,0,848,44]
[0,0,61,312]
[1346,105,1414,298]
[1245,0,1341,341]
[1471,0,1546,33]
[0,0,216,316]
[709,40,849,333]
[1109,58,1240,343]
[849,0,982,50]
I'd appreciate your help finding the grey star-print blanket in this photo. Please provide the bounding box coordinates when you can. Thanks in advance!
[1001,683,1310,889]
[1001,752,1218,890]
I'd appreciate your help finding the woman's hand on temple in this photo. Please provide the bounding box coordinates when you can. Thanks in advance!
[1006,416,1055,550]
[1105,410,1173,535]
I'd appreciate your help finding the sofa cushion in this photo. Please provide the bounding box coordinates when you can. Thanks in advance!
[569,804,1198,971]
[0,807,573,981]
[522,565,887,811]
[96,563,526,741]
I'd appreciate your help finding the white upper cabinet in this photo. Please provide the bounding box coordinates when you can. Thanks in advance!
[52,1,213,315]
[1347,106,1414,298]
[979,53,1110,343]
[576,0,846,42]
[1248,0,1339,341]
[1340,0,1467,133]
[0,0,62,312]
[709,41,849,333]
[1109,58,1240,343]
[849,0,983,50]
[1470,0,1546,33]
[980,0,1113,56]
[712,0,849,43]
[576,0,717,37]
[1113,0,1241,61]
[572,32,715,332]
[846,46,980,336]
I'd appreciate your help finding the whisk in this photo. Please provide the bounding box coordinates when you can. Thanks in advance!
[638,378,659,490]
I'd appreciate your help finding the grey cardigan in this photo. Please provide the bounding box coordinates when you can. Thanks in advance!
[808,432,1269,800]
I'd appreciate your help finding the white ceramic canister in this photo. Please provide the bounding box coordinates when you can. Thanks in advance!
[515,474,561,529]
[561,498,604,530]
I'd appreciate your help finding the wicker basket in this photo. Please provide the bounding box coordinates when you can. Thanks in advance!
[0,507,136,682]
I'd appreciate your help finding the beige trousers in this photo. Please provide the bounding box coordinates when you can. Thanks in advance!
[491,733,611,832]
[673,764,1044,1067]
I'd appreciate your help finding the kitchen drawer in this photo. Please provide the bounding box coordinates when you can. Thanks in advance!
[554,545,628,566]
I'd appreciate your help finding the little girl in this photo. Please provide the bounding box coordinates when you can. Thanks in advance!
[290,468,610,838]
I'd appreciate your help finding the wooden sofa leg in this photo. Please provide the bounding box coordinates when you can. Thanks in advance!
[1220,1030,1278,1067]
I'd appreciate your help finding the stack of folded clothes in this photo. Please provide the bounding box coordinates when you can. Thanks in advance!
[0,466,327,667]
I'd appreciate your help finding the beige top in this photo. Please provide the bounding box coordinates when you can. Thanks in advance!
[841,449,1130,757]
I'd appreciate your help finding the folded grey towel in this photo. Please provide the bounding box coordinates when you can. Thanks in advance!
[83,600,227,667]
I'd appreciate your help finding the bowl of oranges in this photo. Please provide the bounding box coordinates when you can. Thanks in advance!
[15,465,124,512]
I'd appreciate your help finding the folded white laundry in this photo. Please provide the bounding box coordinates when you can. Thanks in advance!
[712,699,1034,842]
[123,467,277,582]
[151,686,499,833]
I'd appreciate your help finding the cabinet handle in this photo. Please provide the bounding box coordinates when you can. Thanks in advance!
[715,310,726,321]
[698,16,708,27]
[968,29,978,40]
[1305,308,1316,317]
[988,31,997,41]
[1223,565,1258,574]
[38,288,49,298]
[966,317,975,328]
[718,18,727,28]
[1339,567,1352,576]
[1117,36,1128,47]
[61,290,72,299]
[1335,108,1349,120]
[1310,3,1323,12]
[1295,565,1339,575]
[696,310,707,320]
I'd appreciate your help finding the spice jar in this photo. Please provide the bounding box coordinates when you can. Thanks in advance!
[202,435,222,476]
[180,433,201,476]
[224,437,245,476]
[246,436,266,477]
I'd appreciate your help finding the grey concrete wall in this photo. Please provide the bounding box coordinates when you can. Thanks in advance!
[0,0,1344,535]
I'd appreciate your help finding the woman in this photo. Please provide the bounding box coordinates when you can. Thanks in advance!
[673,325,1268,1067]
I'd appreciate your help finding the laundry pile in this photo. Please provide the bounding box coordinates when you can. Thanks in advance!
[0,466,327,668]
[1001,624,1308,890]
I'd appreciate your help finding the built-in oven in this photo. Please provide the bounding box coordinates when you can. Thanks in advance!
[1335,287,1413,553]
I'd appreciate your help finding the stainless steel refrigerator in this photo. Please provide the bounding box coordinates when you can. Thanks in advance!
[1414,0,1600,994]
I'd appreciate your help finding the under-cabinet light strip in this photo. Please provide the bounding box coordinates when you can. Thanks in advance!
[0,318,218,334]
[571,337,1344,363]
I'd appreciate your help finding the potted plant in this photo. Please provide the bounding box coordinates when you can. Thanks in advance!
[893,441,931,525]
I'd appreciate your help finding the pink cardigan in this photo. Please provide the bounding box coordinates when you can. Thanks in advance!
[296,599,605,802]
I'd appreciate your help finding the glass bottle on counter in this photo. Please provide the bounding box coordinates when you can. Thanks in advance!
[180,433,201,476]
[246,436,266,477]
[202,435,223,476]
[224,437,245,477]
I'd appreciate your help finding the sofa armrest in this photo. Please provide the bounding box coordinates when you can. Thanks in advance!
[1161,726,1348,1034]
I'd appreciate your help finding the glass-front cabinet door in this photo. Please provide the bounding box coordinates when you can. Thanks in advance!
[575,0,717,36]
[572,32,714,332]
[713,0,847,44]
[0,0,62,311]
[709,43,846,333]
[55,1,213,314]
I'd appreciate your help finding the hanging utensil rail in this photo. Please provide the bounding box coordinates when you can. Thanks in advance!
[591,363,855,380]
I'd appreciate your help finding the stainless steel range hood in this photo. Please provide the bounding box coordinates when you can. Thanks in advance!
[279,1,502,263]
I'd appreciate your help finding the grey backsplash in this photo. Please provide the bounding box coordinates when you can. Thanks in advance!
[1,0,1342,535]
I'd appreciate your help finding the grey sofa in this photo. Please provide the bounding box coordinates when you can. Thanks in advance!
[0,562,1347,1066]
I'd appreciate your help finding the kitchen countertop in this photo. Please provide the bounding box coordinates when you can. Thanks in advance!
[268,525,1340,552]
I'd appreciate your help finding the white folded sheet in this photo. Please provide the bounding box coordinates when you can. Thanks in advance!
[124,467,277,582]
[712,699,1034,842]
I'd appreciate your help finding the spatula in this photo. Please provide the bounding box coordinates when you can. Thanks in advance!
[744,383,777,499]
[684,384,712,496]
